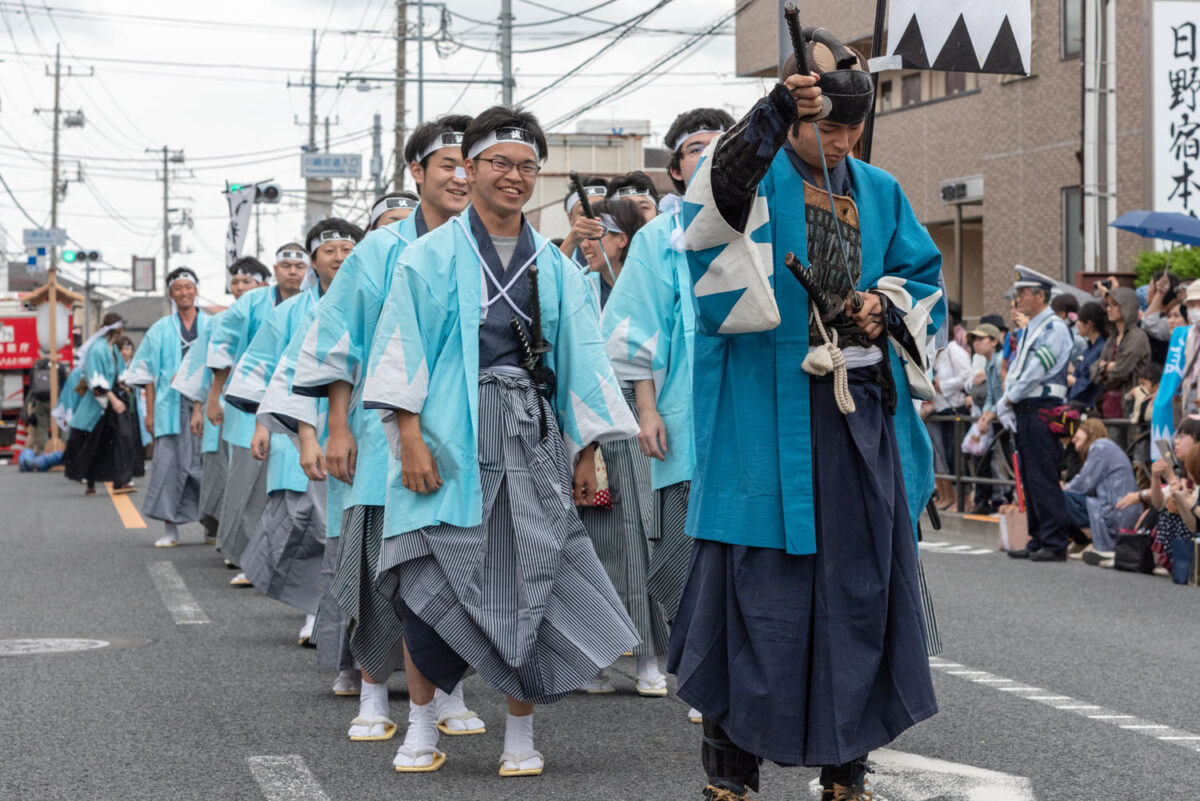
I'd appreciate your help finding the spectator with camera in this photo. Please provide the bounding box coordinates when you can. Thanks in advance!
[22,349,70,454]
[1140,270,1183,364]
[1115,417,1200,571]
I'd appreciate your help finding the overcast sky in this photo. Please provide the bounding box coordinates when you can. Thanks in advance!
[0,0,772,305]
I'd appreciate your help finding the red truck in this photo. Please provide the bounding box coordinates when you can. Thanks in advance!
[0,295,75,458]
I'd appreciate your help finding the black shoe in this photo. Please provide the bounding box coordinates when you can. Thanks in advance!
[1029,549,1067,562]
[1007,548,1031,559]
[968,503,993,515]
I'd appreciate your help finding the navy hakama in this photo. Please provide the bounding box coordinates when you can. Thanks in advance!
[668,367,938,766]
[241,488,326,615]
[142,401,203,524]
[377,370,640,704]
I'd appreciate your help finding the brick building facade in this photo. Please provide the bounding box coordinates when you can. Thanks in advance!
[734,0,1148,319]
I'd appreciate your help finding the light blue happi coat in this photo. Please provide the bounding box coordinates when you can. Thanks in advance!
[170,311,225,453]
[207,285,277,448]
[125,311,212,439]
[361,211,639,539]
[70,341,119,434]
[682,149,945,555]
[54,362,85,425]
[602,206,696,490]
[289,212,423,510]
[1151,324,1190,460]
[226,286,323,495]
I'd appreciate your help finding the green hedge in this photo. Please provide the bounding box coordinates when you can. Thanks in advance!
[1134,246,1200,285]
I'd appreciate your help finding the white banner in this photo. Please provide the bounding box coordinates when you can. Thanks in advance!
[872,0,1031,76]
[223,185,257,286]
[1153,2,1200,218]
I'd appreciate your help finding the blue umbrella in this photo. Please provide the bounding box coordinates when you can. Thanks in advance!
[1110,210,1200,247]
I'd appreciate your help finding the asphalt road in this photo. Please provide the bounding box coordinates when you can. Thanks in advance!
[2,467,1199,801]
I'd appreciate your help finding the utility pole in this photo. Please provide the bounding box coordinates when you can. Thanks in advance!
[309,29,318,153]
[394,0,407,189]
[49,45,62,271]
[417,0,425,124]
[145,145,185,304]
[500,0,514,105]
[370,112,384,197]
[289,31,337,229]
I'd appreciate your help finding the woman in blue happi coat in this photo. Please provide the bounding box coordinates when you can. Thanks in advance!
[361,107,640,777]
[667,30,944,801]
[124,268,212,548]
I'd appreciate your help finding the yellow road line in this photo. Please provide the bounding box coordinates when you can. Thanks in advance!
[104,482,146,529]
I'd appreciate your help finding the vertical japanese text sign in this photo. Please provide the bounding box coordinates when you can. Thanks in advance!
[1154,2,1200,217]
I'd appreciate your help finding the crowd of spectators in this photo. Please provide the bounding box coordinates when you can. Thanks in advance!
[928,271,1199,580]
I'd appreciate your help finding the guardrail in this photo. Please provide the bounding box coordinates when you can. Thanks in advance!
[926,413,1149,514]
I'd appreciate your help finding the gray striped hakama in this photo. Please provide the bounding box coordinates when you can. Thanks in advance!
[332,504,404,681]
[377,369,640,704]
[647,480,691,625]
[198,437,229,526]
[142,401,203,524]
[917,556,942,657]
[579,389,669,658]
[241,489,327,615]
[215,445,268,564]
[314,533,354,670]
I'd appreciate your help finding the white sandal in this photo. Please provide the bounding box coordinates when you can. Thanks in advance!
[499,749,544,777]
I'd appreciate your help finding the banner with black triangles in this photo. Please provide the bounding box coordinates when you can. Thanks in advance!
[868,1,1032,76]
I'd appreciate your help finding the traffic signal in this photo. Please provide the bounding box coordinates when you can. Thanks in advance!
[62,249,101,262]
[255,181,282,204]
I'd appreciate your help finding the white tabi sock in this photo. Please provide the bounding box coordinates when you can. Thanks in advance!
[503,712,535,758]
[163,522,179,538]
[359,678,389,720]
[636,655,663,681]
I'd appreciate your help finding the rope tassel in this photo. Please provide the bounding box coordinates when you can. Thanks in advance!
[802,309,856,415]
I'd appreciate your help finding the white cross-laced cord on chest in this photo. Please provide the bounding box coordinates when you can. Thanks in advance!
[454,215,550,324]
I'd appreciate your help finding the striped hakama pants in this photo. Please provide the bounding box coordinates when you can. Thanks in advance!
[579,389,670,657]
[215,445,268,564]
[241,488,326,615]
[142,401,203,524]
[377,369,640,704]
[198,437,229,526]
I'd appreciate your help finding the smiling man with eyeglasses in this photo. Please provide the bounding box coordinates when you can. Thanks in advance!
[360,105,640,777]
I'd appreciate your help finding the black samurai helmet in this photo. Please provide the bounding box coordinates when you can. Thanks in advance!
[780,27,874,126]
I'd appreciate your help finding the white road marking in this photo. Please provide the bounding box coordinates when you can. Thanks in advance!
[805,748,1034,800]
[919,541,995,555]
[248,755,330,801]
[146,561,210,625]
[931,658,1200,753]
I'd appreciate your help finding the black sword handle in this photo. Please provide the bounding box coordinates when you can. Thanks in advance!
[784,2,809,77]
[568,171,596,220]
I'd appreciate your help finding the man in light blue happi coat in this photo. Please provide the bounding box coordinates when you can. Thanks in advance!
[666,31,944,801]
[124,267,212,548]
[283,116,492,747]
[205,246,308,582]
[361,106,640,777]
[226,218,363,647]
[171,256,269,543]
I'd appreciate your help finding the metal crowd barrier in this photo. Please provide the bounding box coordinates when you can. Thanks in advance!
[925,413,1149,514]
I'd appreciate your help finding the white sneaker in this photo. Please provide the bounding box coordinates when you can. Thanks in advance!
[331,669,361,696]
[298,614,316,646]
[153,533,179,548]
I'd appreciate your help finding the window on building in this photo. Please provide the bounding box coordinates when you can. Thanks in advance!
[1062,186,1083,283]
[945,72,967,95]
[901,73,922,106]
[1062,0,1081,58]
[878,79,894,112]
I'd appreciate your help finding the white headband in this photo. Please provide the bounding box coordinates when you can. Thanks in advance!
[307,230,356,254]
[168,269,199,289]
[672,128,724,153]
[600,214,623,235]
[467,127,540,161]
[230,263,270,277]
[369,196,419,228]
[612,186,653,200]
[417,131,465,165]
[566,185,608,214]
[275,249,311,266]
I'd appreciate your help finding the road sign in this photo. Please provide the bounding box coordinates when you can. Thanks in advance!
[131,256,156,292]
[25,246,49,275]
[22,228,66,247]
[300,153,362,179]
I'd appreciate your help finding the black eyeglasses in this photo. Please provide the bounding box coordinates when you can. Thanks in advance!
[476,156,540,177]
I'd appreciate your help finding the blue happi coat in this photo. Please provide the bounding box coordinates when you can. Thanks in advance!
[682,149,945,556]
[602,207,696,490]
[361,210,639,538]
[125,311,212,438]
[207,285,278,448]
[226,285,324,495]
[288,210,425,511]
[171,311,226,453]
[70,341,120,434]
